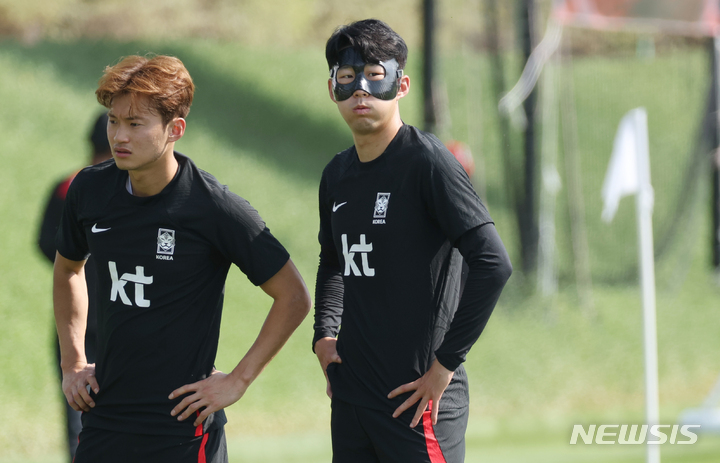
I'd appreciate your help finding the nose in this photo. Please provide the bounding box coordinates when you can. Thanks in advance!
[111,123,129,143]
[351,75,371,98]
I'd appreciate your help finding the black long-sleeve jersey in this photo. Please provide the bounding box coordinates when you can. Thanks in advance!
[313,124,512,413]
[56,153,290,437]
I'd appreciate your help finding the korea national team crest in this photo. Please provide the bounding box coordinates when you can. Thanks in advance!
[373,192,390,224]
[157,228,176,259]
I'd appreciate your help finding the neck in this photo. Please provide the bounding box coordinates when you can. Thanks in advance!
[128,148,178,197]
[353,116,403,163]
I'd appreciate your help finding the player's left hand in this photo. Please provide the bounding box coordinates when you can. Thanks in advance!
[169,369,247,427]
[387,359,454,428]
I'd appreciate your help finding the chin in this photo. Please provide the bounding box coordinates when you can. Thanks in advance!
[352,122,379,135]
[112,158,133,171]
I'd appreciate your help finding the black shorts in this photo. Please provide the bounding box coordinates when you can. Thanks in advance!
[331,398,468,463]
[73,426,228,463]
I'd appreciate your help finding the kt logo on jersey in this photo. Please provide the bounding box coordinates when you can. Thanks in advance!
[342,234,375,277]
[109,262,153,308]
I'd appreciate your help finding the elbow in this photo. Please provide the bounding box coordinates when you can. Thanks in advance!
[501,254,513,282]
[301,291,313,319]
[493,252,513,287]
[274,286,311,332]
[292,286,313,321]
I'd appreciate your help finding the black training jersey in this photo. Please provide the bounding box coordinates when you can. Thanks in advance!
[314,124,493,413]
[56,153,290,437]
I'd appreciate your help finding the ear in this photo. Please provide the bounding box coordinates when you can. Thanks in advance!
[168,118,186,142]
[396,74,411,100]
[328,79,338,103]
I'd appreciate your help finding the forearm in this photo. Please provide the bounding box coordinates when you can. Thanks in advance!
[312,245,344,349]
[53,253,89,370]
[313,271,343,347]
[435,224,512,371]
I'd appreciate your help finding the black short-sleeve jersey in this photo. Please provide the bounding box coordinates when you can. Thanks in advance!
[56,153,289,436]
[315,124,492,412]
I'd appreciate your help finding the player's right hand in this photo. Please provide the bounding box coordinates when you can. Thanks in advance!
[61,362,99,412]
[314,337,342,398]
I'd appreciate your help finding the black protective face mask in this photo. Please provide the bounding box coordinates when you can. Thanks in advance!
[330,48,403,101]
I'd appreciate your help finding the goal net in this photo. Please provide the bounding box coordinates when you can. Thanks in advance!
[534,0,720,295]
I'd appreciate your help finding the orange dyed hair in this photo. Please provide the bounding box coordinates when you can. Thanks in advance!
[96,55,195,125]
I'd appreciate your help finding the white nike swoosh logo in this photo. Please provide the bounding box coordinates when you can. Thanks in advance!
[332,202,347,212]
[91,224,111,233]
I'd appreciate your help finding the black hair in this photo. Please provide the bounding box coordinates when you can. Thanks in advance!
[325,19,408,70]
[89,112,110,155]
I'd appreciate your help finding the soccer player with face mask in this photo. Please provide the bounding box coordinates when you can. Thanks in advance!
[53,55,311,462]
[313,19,513,462]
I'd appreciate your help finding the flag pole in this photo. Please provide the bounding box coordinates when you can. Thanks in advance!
[633,109,660,463]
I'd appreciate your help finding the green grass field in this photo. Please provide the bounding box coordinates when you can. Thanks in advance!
[1,37,720,462]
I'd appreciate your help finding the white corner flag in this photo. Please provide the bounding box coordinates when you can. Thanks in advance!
[602,107,660,463]
[601,108,654,222]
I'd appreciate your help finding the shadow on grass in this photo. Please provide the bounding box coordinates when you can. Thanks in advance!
[1,38,351,183]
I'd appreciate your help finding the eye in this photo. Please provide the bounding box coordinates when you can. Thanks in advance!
[365,65,386,81]
[337,67,356,84]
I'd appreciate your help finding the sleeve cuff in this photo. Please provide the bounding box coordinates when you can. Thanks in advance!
[312,329,339,353]
[434,352,465,372]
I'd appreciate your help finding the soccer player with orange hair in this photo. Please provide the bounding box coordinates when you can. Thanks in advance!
[54,55,311,463]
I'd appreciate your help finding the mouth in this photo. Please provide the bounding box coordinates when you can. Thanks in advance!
[353,104,371,115]
[113,147,132,158]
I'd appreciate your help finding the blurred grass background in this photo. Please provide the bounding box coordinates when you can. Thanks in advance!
[1,1,720,461]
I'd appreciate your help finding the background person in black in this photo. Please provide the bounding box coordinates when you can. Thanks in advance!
[37,111,111,462]
[53,55,311,462]
[313,20,513,462]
